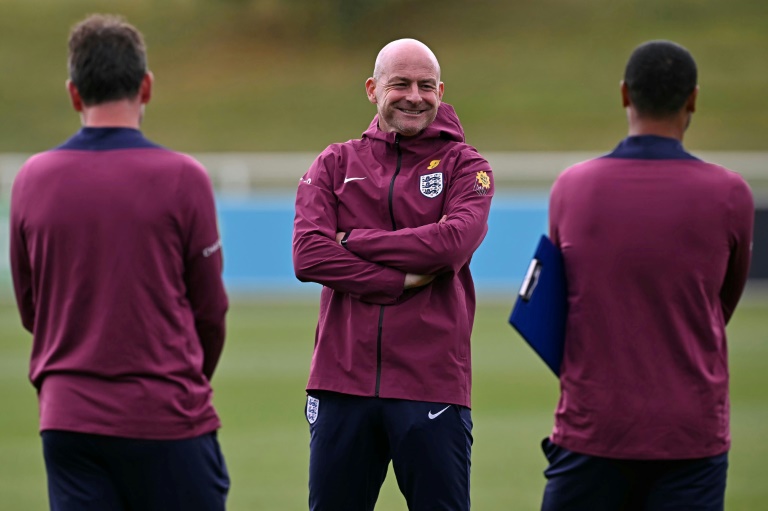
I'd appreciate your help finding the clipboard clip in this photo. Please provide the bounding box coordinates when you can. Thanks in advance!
[519,258,542,302]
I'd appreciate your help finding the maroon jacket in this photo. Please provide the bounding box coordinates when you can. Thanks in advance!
[10,128,227,440]
[293,103,494,407]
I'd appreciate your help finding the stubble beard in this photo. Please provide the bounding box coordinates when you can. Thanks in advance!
[386,107,437,137]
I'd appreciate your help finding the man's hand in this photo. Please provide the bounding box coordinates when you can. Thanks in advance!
[404,273,436,289]
[342,215,444,288]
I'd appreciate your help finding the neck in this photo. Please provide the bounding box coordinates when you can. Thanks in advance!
[626,108,689,142]
[80,100,143,129]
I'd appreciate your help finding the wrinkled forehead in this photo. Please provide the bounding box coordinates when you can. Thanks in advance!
[375,44,441,82]
[381,58,440,84]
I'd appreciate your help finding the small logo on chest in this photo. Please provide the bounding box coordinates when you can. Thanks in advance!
[420,172,443,198]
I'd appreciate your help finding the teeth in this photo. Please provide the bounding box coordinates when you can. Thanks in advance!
[402,109,421,114]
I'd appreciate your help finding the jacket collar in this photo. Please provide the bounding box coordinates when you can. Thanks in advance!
[361,102,466,147]
[56,127,161,151]
[604,135,699,161]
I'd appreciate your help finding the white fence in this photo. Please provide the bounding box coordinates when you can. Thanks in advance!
[0,152,765,198]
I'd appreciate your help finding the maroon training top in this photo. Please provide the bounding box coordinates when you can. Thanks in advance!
[549,135,753,459]
[10,127,228,440]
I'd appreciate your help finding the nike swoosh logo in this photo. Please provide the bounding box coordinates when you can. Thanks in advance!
[343,177,367,183]
[427,405,451,420]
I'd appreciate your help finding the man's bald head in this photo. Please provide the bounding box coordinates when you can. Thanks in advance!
[365,38,445,136]
[372,39,441,82]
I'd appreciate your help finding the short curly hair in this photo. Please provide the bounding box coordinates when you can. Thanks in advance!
[624,40,697,118]
[68,14,147,105]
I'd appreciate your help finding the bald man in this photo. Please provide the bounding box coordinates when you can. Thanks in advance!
[293,38,494,510]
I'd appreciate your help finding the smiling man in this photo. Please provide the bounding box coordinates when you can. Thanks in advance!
[365,39,444,136]
[293,38,494,510]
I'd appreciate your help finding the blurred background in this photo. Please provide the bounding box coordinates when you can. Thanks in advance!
[0,0,766,509]
[1,0,767,153]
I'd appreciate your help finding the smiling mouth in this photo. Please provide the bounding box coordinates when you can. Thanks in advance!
[399,108,424,115]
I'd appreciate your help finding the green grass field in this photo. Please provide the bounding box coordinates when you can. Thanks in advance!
[1,295,766,510]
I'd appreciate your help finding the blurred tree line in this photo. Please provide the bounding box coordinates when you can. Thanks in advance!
[0,0,765,152]
[210,0,450,43]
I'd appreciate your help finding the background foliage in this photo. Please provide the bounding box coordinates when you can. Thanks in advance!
[0,0,766,153]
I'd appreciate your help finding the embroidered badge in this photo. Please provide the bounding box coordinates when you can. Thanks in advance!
[420,172,443,198]
[427,159,441,170]
[306,395,319,424]
[474,171,491,195]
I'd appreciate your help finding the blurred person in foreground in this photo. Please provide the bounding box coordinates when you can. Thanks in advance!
[9,14,229,511]
[540,40,754,511]
[292,38,494,510]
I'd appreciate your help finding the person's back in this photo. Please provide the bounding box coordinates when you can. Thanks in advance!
[15,129,225,437]
[540,40,753,511]
[9,15,229,511]
[550,136,752,459]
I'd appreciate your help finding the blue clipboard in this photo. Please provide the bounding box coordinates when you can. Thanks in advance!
[508,235,567,376]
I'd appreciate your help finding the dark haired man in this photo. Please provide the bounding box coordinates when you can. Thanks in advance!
[293,38,493,510]
[9,14,229,511]
[539,40,753,510]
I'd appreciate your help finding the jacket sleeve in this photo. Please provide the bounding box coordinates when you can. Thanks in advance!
[292,149,406,302]
[9,166,35,333]
[720,176,754,323]
[343,152,493,275]
[549,172,564,247]
[178,159,229,380]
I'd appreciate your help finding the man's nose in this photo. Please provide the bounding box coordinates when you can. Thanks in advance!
[405,83,422,103]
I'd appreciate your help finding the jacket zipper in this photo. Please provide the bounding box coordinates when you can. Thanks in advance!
[376,135,402,397]
[375,307,385,397]
[387,135,402,230]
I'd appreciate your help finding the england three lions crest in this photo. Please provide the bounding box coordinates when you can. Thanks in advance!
[306,395,319,424]
[420,172,443,198]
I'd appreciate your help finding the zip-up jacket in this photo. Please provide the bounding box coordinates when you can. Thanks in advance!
[292,103,494,407]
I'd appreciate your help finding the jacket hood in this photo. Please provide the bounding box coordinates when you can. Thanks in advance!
[362,102,466,145]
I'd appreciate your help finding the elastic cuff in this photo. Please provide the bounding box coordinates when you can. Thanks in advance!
[340,231,352,248]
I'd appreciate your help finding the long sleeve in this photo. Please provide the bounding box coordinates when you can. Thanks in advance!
[720,176,754,323]
[292,150,406,303]
[9,166,35,332]
[178,161,229,379]
[344,155,493,275]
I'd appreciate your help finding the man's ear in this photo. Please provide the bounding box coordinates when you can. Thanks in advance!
[620,80,630,108]
[67,80,84,112]
[686,85,699,114]
[365,77,377,104]
[139,72,153,105]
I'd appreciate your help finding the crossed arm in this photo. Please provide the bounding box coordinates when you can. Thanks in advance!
[293,151,493,303]
[334,215,448,290]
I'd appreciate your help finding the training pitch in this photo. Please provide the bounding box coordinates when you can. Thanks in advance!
[0,295,766,510]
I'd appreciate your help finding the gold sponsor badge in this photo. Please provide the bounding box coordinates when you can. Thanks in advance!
[474,171,491,195]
